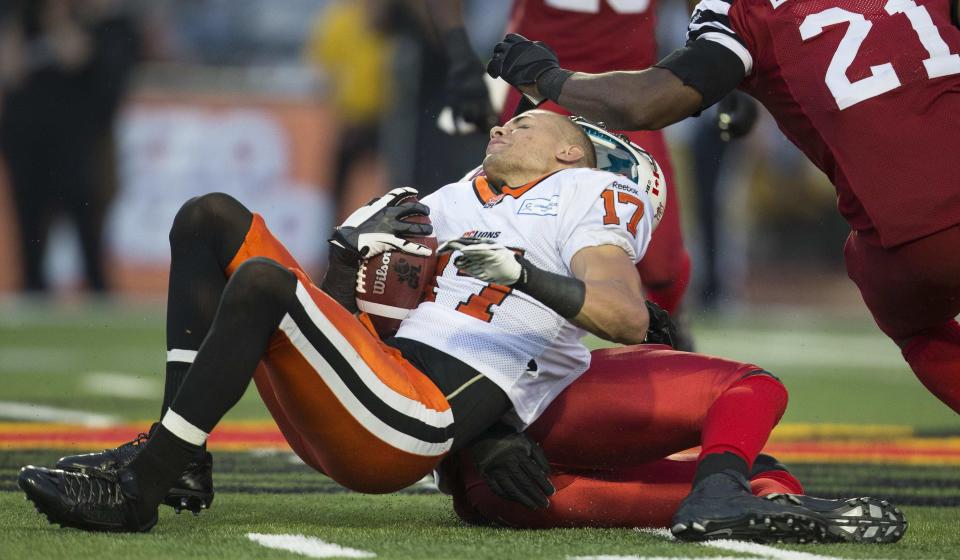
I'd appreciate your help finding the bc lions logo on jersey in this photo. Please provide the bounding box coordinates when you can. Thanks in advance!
[517,195,560,216]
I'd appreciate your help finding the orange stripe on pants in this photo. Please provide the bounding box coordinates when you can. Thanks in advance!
[226,214,451,492]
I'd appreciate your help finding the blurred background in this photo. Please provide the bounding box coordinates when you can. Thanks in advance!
[2,0,954,431]
[0,5,957,552]
[0,0,851,310]
[0,4,957,533]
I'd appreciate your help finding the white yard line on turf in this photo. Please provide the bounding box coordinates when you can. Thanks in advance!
[636,528,852,560]
[0,401,118,426]
[247,533,376,558]
[705,539,854,560]
[81,372,158,399]
[570,556,747,560]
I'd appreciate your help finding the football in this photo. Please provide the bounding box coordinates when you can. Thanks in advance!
[355,195,438,338]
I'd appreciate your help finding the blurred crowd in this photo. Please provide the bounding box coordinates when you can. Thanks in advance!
[0,0,848,311]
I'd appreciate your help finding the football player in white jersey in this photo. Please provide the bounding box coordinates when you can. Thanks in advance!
[17,109,662,531]
[18,111,902,544]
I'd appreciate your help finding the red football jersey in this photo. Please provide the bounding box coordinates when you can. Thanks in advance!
[689,0,960,247]
[510,0,659,73]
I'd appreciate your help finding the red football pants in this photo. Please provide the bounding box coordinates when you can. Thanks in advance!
[449,345,797,528]
[844,225,960,413]
[502,92,691,313]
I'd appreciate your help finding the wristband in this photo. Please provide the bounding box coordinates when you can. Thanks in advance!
[512,256,585,319]
[536,67,575,103]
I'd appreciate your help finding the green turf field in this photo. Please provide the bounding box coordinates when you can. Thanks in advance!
[1,301,959,559]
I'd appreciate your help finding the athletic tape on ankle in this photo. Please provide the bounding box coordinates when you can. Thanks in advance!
[167,349,198,363]
[161,409,209,446]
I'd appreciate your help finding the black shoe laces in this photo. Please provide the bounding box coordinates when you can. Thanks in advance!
[62,471,124,508]
[115,432,150,465]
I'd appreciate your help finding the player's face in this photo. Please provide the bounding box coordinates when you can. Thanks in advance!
[483,111,568,182]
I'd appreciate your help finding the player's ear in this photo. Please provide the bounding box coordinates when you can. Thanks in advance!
[556,144,585,164]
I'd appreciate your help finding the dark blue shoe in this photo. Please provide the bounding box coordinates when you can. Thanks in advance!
[764,493,907,544]
[19,466,157,533]
[671,470,828,543]
[56,428,214,514]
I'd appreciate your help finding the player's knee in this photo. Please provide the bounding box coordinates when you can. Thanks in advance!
[739,369,789,416]
[169,192,250,247]
[223,257,296,309]
[741,369,781,383]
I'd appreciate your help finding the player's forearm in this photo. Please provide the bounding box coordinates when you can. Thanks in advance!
[573,279,650,345]
[548,68,702,130]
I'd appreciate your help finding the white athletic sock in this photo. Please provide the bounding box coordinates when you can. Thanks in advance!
[166,349,199,364]
[160,409,209,446]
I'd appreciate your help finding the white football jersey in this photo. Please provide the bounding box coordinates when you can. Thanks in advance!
[395,167,654,427]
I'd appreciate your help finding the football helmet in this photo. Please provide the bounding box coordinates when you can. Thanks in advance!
[572,116,667,230]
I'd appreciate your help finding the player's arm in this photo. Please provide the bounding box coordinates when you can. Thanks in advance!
[422,0,496,132]
[568,244,649,344]
[488,0,751,131]
[439,239,649,345]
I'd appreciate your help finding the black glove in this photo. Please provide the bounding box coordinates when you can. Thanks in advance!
[320,243,362,313]
[330,187,433,258]
[443,28,496,133]
[470,423,555,509]
[716,90,759,141]
[487,33,559,86]
[643,300,679,348]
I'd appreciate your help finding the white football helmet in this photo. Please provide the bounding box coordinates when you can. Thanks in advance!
[572,116,667,230]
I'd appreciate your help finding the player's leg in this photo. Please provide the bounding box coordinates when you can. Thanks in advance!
[467,346,831,540]
[18,257,475,531]
[526,346,786,472]
[21,244,509,530]
[453,454,804,528]
[4,135,52,292]
[844,226,960,413]
[54,195,309,511]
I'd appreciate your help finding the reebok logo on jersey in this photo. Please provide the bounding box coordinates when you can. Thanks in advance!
[611,181,640,196]
[463,230,501,239]
[517,195,559,216]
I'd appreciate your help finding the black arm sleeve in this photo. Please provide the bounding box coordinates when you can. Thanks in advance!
[654,40,746,111]
[511,256,585,319]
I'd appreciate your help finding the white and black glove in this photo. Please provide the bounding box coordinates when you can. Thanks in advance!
[331,187,433,258]
[439,237,586,319]
[438,237,521,285]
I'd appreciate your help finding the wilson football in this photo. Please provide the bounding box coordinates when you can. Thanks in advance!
[355,196,437,337]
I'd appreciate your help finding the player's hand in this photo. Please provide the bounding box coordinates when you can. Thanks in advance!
[441,28,497,135]
[716,90,759,141]
[470,426,555,510]
[331,187,433,258]
[438,237,521,285]
[643,300,679,348]
[487,33,559,88]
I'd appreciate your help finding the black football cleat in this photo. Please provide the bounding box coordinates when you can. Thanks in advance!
[671,470,829,543]
[765,493,907,544]
[18,466,157,532]
[56,429,214,514]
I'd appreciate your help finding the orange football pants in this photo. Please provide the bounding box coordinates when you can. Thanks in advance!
[224,214,453,493]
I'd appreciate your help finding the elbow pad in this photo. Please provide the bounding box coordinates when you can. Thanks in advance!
[654,40,746,111]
